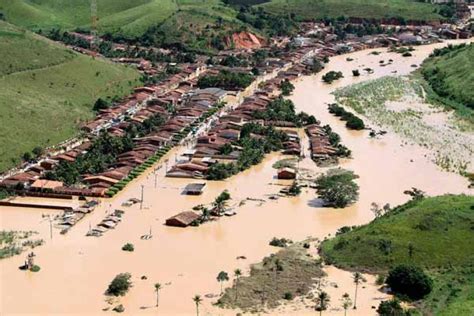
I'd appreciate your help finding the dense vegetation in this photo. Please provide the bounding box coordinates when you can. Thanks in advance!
[421,43,474,112]
[207,123,289,180]
[252,97,317,127]
[197,70,254,90]
[320,195,474,315]
[45,112,166,185]
[328,103,365,130]
[0,21,140,173]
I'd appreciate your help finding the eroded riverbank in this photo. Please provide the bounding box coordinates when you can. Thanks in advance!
[0,40,472,315]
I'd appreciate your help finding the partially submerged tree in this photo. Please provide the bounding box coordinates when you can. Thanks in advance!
[217,271,230,295]
[352,272,364,309]
[315,169,359,208]
[106,273,132,296]
[341,293,352,316]
[154,283,162,307]
[315,291,330,315]
[193,295,202,316]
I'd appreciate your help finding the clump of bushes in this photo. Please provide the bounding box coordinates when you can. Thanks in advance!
[328,103,365,130]
[322,71,343,84]
[30,265,41,272]
[121,243,134,252]
[106,273,132,296]
[386,264,433,300]
[269,237,293,248]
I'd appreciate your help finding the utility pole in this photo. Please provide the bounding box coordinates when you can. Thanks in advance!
[140,184,144,210]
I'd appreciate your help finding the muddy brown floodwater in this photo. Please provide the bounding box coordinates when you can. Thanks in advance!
[0,40,472,316]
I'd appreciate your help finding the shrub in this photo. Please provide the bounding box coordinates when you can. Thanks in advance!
[122,243,134,252]
[322,71,344,84]
[269,237,292,247]
[283,292,294,300]
[377,298,406,315]
[106,273,132,296]
[352,69,360,76]
[113,304,125,313]
[30,265,41,272]
[386,265,433,300]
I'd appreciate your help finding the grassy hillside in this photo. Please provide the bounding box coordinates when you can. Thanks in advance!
[0,21,141,172]
[0,0,240,37]
[320,195,474,314]
[259,0,442,21]
[421,43,474,113]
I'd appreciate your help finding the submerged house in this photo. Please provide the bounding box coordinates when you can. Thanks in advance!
[165,211,200,227]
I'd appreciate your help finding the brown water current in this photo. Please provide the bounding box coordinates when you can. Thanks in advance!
[0,40,472,315]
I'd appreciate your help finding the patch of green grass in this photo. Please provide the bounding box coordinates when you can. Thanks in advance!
[259,0,442,21]
[321,195,474,271]
[0,21,141,172]
[320,195,474,315]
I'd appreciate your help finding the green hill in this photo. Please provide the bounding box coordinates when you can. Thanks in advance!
[258,0,442,21]
[0,0,240,37]
[421,43,474,114]
[0,21,141,172]
[320,195,474,314]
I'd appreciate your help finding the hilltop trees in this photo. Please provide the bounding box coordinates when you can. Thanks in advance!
[386,265,433,300]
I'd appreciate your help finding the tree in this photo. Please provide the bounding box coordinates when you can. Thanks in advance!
[213,190,231,215]
[22,152,32,162]
[386,265,433,300]
[234,269,242,301]
[32,146,44,157]
[280,79,295,96]
[315,291,330,315]
[106,273,132,296]
[403,187,425,200]
[408,243,414,260]
[93,98,110,111]
[341,293,352,316]
[353,272,363,309]
[315,169,359,208]
[217,271,229,295]
[377,298,406,315]
[154,283,162,307]
[193,295,202,316]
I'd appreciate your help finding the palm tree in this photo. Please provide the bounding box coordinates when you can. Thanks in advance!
[193,295,202,316]
[213,190,230,215]
[353,272,363,309]
[315,291,330,316]
[154,283,162,307]
[217,271,229,295]
[341,293,352,316]
[234,269,242,301]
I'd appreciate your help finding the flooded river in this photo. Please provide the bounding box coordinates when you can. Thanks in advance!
[0,40,472,316]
